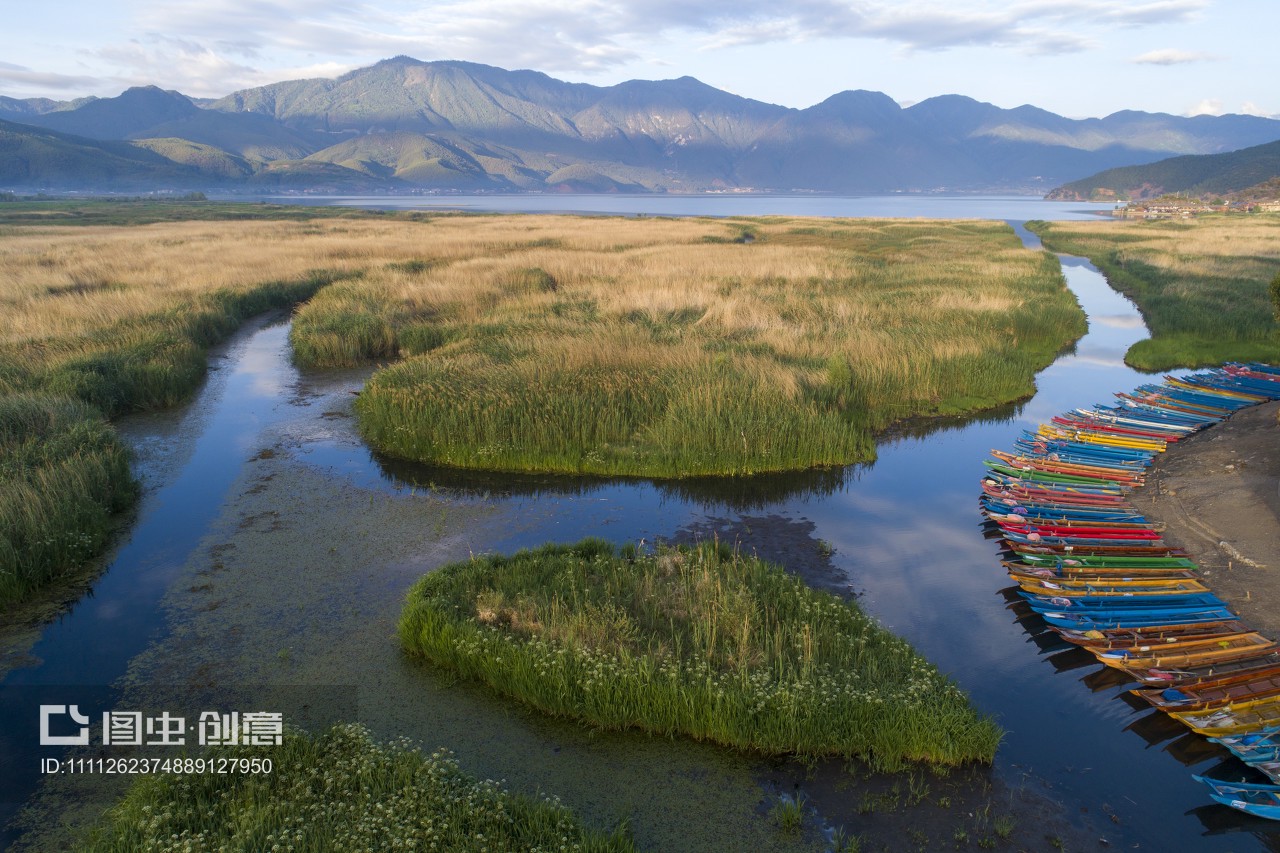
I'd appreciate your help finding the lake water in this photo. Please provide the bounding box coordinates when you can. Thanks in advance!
[4,195,1273,850]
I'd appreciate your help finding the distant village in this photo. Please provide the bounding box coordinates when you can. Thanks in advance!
[1114,179,1280,218]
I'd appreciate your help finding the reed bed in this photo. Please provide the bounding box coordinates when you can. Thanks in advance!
[400,540,1002,767]
[1030,216,1280,369]
[336,217,1082,476]
[0,393,135,604]
[0,215,450,607]
[81,723,633,853]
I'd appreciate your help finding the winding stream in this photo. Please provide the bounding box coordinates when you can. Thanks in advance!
[3,197,1274,850]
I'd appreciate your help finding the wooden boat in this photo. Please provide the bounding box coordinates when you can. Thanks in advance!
[1008,541,1188,557]
[1168,695,1280,736]
[1210,731,1280,764]
[1037,607,1237,631]
[1133,664,1280,711]
[1009,554,1196,569]
[1015,578,1211,597]
[1010,568,1198,585]
[1193,774,1280,819]
[1132,649,1280,686]
[1098,635,1275,672]
[989,449,1146,482]
[1051,621,1249,650]
[985,512,1159,530]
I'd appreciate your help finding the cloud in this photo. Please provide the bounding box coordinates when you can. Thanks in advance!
[1187,98,1223,116]
[119,0,1214,77]
[0,62,104,92]
[13,0,1214,99]
[1133,48,1216,65]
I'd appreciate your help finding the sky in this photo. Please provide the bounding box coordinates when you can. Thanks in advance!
[3,1,1276,119]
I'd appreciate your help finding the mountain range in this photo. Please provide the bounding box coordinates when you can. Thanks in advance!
[3,56,1279,195]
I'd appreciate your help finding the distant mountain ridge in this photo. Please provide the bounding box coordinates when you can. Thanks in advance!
[3,56,1279,193]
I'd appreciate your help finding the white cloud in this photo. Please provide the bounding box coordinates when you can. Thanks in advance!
[1187,98,1223,116]
[1133,48,1216,65]
[0,62,104,93]
[85,0,1215,93]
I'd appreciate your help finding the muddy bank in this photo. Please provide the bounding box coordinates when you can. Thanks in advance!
[1131,400,1280,636]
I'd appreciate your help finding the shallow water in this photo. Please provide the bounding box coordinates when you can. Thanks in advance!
[3,196,1274,850]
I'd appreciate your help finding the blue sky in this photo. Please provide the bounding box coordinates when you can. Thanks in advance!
[3,1,1276,118]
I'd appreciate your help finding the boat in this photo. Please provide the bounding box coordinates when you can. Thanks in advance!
[1192,774,1280,819]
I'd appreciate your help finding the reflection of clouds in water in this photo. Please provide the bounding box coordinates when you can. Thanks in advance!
[1059,351,1131,369]
[1093,314,1145,329]
[230,330,291,397]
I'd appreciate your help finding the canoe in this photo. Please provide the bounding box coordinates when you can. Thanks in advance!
[1050,621,1249,649]
[1169,696,1280,736]
[1133,650,1280,686]
[1192,774,1280,819]
[1016,578,1211,598]
[1037,607,1238,631]
[1133,665,1280,711]
[1093,632,1273,667]
[1010,554,1197,569]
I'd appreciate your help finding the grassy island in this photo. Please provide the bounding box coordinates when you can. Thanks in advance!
[399,539,1002,767]
[1029,216,1280,370]
[82,724,633,853]
[324,215,1083,477]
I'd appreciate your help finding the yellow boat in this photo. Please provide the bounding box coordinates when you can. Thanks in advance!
[1095,633,1275,672]
[1168,694,1280,736]
[1036,424,1167,453]
[1015,577,1211,597]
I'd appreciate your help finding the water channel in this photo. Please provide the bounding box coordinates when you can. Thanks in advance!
[3,196,1275,850]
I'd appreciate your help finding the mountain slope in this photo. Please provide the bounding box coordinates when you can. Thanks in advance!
[1048,138,1280,200]
[0,119,205,187]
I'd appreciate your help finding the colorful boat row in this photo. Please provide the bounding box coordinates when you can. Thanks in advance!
[980,362,1280,820]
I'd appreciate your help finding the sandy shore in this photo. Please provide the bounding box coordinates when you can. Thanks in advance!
[1130,400,1280,637]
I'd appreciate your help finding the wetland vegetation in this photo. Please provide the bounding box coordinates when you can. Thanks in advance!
[80,723,634,853]
[0,209,1084,604]
[399,539,1002,766]
[1030,215,1280,369]
[308,215,1084,477]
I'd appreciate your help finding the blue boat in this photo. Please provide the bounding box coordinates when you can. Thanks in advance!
[1192,774,1280,820]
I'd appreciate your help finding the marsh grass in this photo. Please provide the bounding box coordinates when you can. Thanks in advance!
[399,539,1002,766]
[80,723,633,853]
[0,394,135,604]
[0,214,449,607]
[1030,216,1280,369]
[333,216,1083,477]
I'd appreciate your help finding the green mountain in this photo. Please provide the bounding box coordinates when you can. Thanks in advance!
[4,56,1280,193]
[1048,139,1280,200]
[0,118,206,188]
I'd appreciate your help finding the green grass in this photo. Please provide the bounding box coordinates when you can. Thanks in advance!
[0,394,135,604]
[1029,217,1280,370]
[0,270,355,608]
[399,539,1002,767]
[327,218,1084,477]
[79,723,634,853]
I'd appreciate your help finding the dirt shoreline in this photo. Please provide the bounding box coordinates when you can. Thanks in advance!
[1130,400,1280,636]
